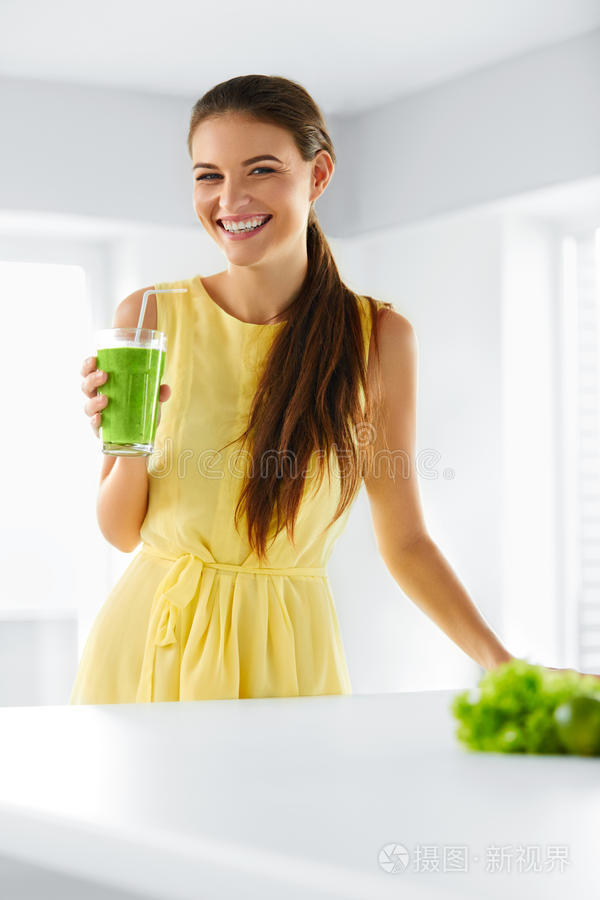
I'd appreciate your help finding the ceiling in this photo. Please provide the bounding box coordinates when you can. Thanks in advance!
[1,0,600,116]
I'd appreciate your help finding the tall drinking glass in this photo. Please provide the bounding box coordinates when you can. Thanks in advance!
[95,327,167,456]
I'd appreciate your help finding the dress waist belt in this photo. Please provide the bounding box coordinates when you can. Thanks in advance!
[135,543,328,702]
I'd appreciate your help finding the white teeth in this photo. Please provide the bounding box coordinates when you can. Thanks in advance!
[221,216,269,233]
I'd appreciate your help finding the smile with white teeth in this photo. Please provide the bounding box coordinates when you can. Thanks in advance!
[220,215,271,233]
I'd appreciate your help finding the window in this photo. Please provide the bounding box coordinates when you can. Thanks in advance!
[559,228,600,672]
[0,238,113,701]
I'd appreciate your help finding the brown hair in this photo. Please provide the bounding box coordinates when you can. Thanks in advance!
[187,74,393,563]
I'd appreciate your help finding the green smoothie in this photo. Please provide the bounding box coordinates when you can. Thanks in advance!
[96,345,166,453]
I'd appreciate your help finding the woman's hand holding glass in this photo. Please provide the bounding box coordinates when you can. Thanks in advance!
[80,355,171,439]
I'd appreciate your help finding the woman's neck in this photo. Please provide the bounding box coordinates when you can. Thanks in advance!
[220,255,308,324]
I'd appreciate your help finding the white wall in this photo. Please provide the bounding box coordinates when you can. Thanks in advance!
[1,28,599,236]
[0,77,195,228]
[329,210,506,690]
[340,28,600,235]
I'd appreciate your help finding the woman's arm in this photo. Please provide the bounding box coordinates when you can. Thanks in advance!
[97,456,150,553]
[364,308,512,671]
[381,534,513,671]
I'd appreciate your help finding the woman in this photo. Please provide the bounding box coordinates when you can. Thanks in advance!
[72,73,520,705]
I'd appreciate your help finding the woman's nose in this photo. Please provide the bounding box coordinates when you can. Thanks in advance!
[216,177,252,210]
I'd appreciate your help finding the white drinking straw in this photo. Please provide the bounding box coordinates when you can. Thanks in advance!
[134,288,188,341]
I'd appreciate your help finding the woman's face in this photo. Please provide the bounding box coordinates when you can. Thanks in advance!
[190,113,332,264]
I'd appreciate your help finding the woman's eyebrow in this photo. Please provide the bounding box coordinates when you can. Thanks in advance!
[193,155,282,171]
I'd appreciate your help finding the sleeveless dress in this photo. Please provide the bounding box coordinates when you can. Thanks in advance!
[69,275,382,704]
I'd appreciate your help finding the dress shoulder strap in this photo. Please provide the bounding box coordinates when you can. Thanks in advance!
[153,277,194,337]
[152,278,195,399]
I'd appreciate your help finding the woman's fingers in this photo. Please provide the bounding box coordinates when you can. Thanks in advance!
[81,355,107,401]
[81,355,108,438]
[87,393,107,426]
[80,355,96,378]
[89,410,102,438]
[157,383,171,426]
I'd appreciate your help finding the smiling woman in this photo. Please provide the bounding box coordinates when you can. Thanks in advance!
[70,73,519,708]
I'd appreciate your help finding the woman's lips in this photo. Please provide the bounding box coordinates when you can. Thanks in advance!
[217,216,272,240]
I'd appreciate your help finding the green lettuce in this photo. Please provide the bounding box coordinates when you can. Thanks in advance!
[451,658,600,754]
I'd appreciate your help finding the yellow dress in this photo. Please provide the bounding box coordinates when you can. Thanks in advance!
[69,275,382,704]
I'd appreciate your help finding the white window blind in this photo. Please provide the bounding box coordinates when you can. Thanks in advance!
[561,229,600,673]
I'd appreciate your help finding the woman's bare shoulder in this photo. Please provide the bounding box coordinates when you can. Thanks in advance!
[372,305,416,372]
[362,296,414,377]
[112,286,157,330]
[375,303,413,339]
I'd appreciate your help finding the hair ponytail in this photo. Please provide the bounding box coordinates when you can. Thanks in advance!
[188,75,393,563]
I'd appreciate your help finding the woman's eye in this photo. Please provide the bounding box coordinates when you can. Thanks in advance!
[195,167,274,182]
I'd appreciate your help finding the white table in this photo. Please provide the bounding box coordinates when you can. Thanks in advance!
[0,690,597,899]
